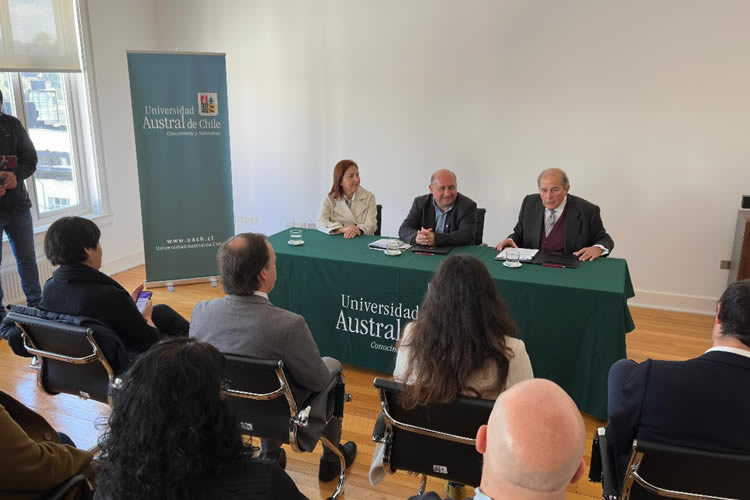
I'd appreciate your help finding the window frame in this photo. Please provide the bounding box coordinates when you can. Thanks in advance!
[1,70,99,225]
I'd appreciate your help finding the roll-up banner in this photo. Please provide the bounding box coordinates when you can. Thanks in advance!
[127,52,234,285]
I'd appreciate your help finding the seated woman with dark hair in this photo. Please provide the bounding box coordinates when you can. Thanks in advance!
[395,255,533,406]
[370,255,533,494]
[95,337,307,500]
[40,216,188,353]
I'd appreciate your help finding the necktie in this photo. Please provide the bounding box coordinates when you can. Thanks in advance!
[545,210,556,237]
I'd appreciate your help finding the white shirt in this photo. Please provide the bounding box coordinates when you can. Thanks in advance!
[706,345,750,360]
[253,291,269,300]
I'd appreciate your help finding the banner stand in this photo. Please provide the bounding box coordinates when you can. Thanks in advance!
[127,51,235,286]
[147,276,220,292]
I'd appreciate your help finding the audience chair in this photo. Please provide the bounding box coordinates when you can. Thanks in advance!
[590,426,750,500]
[376,204,383,236]
[43,474,92,500]
[222,354,351,500]
[7,310,127,406]
[475,208,486,245]
[371,377,494,495]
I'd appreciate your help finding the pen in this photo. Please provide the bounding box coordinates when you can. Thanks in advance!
[414,251,435,256]
[543,263,565,268]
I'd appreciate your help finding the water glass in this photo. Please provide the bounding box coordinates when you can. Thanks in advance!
[506,248,520,265]
[387,239,400,253]
[289,229,303,244]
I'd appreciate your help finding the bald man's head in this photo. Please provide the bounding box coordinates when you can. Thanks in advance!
[476,379,586,499]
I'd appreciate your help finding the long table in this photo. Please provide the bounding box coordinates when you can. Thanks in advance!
[269,228,634,419]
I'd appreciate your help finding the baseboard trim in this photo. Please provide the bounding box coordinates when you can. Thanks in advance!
[101,252,144,277]
[630,289,717,316]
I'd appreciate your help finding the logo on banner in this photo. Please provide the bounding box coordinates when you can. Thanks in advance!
[198,93,218,116]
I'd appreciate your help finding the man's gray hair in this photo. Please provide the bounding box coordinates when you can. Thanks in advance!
[216,233,269,295]
[537,169,570,189]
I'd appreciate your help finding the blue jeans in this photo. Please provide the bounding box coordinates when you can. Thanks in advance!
[0,208,42,308]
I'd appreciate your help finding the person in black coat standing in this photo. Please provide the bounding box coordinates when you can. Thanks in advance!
[0,89,42,312]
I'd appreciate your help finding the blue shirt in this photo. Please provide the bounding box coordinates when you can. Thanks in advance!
[432,198,454,234]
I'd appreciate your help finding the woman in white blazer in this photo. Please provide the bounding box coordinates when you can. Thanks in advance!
[317,159,377,238]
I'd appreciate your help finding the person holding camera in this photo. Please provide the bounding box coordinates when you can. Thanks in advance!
[0,89,42,315]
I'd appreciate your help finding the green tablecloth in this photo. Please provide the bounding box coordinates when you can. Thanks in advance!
[269,228,634,419]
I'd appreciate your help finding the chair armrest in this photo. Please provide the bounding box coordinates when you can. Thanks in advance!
[372,412,386,442]
[596,427,619,498]
[589,427,603,482]
[299,371,340,418]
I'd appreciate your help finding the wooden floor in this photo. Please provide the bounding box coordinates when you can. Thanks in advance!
[0,265,715,499]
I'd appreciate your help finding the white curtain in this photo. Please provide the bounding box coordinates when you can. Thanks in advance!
[0,0,80,72]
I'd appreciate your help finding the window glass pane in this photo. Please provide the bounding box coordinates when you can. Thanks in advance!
[0,73,15,116]
[20,72,79,214]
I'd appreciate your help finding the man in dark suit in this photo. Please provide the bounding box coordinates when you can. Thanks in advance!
[606,279,750,492]
[495,168,613,261]
[408,379,586,500]
[399,169,477,247]
[190,233,357,481]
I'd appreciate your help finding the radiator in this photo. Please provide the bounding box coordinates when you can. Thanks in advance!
[1,258,55,306]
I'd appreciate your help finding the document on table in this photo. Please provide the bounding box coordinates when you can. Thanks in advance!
[494,248,538,261]
[368,238,412,251]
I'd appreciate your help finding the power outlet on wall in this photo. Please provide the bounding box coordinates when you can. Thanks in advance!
[719,260,731,270]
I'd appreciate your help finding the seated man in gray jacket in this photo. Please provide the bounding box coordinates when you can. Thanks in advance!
[190,232,357,482]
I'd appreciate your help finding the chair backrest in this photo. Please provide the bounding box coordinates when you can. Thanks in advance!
[622,439,750,500]
[8,311,122,405]
[374,377,494,487]
[222,353,300,447]
[375,204,383,236]
[475,208,486,245]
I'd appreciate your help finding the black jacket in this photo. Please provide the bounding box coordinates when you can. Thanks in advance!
[398,193,477,246]
[509,194,614,253]
[606,351,750,491]
[40,264,160,353]
[0,112,36,216]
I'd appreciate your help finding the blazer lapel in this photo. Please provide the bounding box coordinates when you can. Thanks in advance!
[333,198,356,222]
[564,198,583,253]
[528,197,544,248]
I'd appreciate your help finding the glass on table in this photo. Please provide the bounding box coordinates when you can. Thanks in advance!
[289,229,304,246]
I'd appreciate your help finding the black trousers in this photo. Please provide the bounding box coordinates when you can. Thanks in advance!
[152,304,190,339]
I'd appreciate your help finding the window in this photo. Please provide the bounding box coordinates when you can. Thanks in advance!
[1,70,100,223]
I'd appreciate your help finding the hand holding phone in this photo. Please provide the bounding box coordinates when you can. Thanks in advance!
[135,291,153,313]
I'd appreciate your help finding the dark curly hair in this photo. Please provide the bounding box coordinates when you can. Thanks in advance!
[95,337,245,499]
[399,255,517,408]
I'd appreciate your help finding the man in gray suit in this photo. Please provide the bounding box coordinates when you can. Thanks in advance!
[190,232,357,481]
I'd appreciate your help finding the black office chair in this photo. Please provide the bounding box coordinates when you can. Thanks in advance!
[43,474,92,500]
[221,354,351,500]
[371,377,493,495]
[375,204,383,236]
[6,309,129,405]
[474,208,486,245]
[590,426,750,500]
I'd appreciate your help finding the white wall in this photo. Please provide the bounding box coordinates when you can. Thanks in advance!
[79,0,160,274]
[84,0,750,312]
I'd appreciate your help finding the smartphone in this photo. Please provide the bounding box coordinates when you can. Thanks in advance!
[135,291,153,313]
